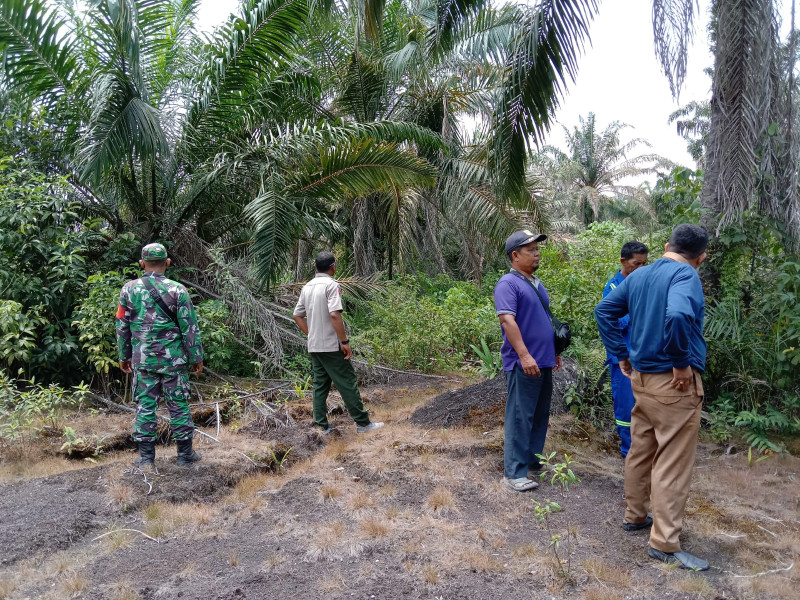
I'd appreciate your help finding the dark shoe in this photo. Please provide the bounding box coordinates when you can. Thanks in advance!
[134,441,156,467]
[648,546,709,571]
[623,513,653,531]
[176,439,202,466]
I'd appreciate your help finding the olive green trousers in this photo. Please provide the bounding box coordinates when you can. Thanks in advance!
[309,351,370,429]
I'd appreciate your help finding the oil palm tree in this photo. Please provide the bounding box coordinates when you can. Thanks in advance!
[543,113,665,226]
[1,0,599,286]
[0,0,437,283]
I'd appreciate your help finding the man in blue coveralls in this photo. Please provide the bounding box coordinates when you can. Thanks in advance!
[603,241,649,457]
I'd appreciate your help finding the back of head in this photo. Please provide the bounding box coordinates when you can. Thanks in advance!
[621,240,649,259]
[668,224,709,259]
[315,251,336,272]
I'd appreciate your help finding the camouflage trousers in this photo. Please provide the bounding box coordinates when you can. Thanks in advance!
[132,369,194,442]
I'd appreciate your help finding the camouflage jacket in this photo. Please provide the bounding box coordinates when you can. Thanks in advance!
[115,272,203,373]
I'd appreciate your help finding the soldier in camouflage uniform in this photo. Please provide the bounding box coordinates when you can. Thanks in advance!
[116,243,204,467]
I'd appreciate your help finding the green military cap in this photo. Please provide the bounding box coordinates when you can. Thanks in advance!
[141,243,168,260]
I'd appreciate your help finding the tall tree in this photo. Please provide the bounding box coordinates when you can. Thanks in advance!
[542,113,664,227]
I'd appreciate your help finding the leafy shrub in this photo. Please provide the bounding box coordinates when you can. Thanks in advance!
[72,268,138,376]
[0,371,89,444]
[195,300,258,376]
[0,158,89,381]
[353,275,499,372]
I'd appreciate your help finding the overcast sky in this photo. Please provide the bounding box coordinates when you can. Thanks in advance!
[196,0,794,176]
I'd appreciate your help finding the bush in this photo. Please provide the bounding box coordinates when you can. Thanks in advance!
[353,275,499,372]
[0,158,89,382]
[72,268,139,378]
[195,300,258,376]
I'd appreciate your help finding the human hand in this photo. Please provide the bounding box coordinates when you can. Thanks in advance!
[191,361,204,376]
[671,366,692,392]
[520,353,540,377]
[119,360,132,374]
[554,355,563,372]
[341,342,352,360]
[618,359,633,379]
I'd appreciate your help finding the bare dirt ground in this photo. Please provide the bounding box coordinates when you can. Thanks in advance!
[0,377,798,600]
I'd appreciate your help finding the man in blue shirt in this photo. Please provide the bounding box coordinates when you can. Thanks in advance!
[494,230,563,492]
[595,224,709,571]
[603,241,649,457]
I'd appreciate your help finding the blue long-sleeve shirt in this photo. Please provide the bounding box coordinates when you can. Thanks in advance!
[594,258,706,373]
[602,270,630,364]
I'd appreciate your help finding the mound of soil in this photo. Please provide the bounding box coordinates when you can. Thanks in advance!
[410,357,578,429]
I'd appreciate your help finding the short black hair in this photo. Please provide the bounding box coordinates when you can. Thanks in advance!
[142,258,167,268]
[621,241,649,259]
[315,251,336,272]
[668,224,709,259]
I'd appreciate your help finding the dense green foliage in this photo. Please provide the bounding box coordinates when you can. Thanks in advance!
[0,0,798,454]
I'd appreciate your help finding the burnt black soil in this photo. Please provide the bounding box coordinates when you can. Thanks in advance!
[410,358,578,428]
[0,459,259,567]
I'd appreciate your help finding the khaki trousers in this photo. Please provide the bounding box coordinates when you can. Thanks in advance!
[624,369,704,553]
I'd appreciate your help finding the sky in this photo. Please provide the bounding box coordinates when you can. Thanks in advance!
[196,0,795,176]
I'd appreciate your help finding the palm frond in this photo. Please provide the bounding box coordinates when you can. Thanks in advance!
[490,0,597,205]
[0,0,82,105]
[187,0,311,135]
[78,72,169,183]
[652,0,699,99]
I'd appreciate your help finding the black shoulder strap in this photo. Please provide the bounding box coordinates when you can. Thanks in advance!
[141,276,180,328]
[511,272,555,327]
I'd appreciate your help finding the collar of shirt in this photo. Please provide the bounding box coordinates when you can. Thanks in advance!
[314,273,333,280]
[510,268,540,288]
[142,271,165,278]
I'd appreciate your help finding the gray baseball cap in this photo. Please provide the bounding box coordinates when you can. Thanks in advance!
[505,230,547,255]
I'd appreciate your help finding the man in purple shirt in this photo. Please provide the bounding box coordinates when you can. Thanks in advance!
[494,230,563,491]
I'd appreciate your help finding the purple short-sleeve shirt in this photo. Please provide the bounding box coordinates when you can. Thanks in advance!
[493,271,556,371]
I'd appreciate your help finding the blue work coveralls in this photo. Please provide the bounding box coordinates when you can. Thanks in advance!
[603,270,635,457]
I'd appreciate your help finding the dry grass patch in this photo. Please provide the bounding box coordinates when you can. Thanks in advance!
[0,579,17,600]
[582,558,632,588]
[228,552,239,567]
[0,454,111,483]
[359,515,391,538]
[59,573,90,598]
[320,483,341,502]
[460,549,504,573]
[47,551,77,576]
[347,489,375,512]
[142,501,216,537]
[421,564,439,585]
[741,567,800,600]
[106,483,134,506]
[671,574,715,596]
[306,521,346,561]
[426,487,456,514]
[320,438,350,461]
[109,581,137,600]
[583,587,623,600]
[103,529,133,551]
[318,571,346,592]
[226,472,273,504]
[261,552,286,570]
[512,543,539,558]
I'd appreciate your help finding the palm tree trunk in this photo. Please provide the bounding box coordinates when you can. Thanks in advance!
[352,196,378,277]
